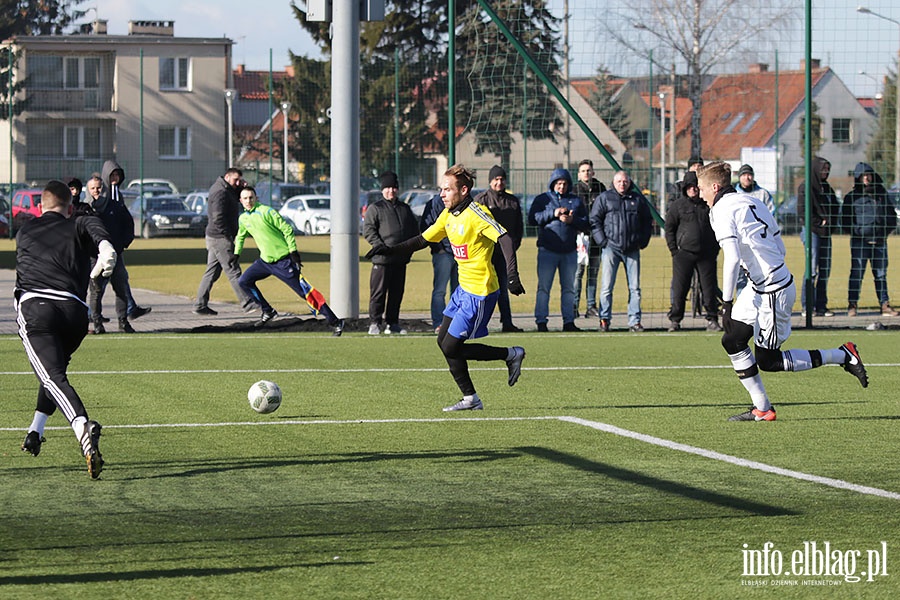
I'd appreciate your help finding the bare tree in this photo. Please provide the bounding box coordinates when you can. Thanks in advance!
[604,0,796,159]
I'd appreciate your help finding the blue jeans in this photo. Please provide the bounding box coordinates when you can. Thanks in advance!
[848,239,890,305]
[430,251,459,329]
[599,246,642,325]
[800,229,831,312]
[534,248,577,325]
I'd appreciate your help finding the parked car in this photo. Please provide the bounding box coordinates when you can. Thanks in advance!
[359,189,382,226]
[129,195,206,238]
[184,190,209,214]
[279,195,331,235]
[775,196,801,235]
[890,186,900,234]
[254,181,315,210]
[126,178,179,195]
[11,188,43,232]
[399,189,439,218]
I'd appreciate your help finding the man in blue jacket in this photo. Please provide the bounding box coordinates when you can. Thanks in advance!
[591,170,653,332]
[528,168,590,332]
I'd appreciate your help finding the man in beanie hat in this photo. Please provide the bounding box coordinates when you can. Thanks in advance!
[476,165,523,332]
[363,171,419,334]
[735,164,774,213]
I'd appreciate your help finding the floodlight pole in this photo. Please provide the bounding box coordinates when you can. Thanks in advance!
[224,88,237,168]
[281,101,292,182]
[659,91,666,228]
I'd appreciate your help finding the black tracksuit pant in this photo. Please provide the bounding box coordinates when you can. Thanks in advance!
[668,250,719,322]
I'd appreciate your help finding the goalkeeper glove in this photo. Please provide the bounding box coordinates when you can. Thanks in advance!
[90,240,117,279]
[508,273,525,296]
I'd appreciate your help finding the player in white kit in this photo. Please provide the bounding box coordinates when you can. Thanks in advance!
[696,162,868,421]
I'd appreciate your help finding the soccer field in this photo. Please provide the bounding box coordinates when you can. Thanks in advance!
[1,330,898,598]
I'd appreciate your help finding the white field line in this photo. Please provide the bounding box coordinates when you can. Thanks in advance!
[6,363,899,376]
[3,414,898,501]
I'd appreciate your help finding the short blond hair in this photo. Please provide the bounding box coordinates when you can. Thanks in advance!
[696,161,731,188]
[444,164,474,193]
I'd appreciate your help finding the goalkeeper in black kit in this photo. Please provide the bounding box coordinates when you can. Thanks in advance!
[15,180,116,478]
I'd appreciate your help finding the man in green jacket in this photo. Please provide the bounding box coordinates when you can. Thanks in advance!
[235,186,344,335]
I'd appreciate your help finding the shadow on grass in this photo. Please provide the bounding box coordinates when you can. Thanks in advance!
[518,446,798,517]
[121,449,520,480]
[0,562,371,586]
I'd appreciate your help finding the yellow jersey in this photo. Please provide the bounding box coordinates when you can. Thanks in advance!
[422,198,507,296]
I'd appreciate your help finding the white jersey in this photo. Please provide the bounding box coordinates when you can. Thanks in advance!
[710,190,791,293]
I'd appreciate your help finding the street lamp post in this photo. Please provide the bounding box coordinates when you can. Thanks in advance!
[858,6,900,186]
[281,101,292,183]
[659,92,667,225]
[224,88,237,168]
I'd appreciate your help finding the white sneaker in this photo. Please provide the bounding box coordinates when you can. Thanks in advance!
[384,325,407,335]
[368,323,381,335]
[442,396,484,411]
[506,346,525,386]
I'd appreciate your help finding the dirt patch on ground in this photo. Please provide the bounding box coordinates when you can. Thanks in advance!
[178,317,436,335]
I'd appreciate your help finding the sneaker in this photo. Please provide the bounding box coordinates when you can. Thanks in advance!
[667,320,681,332]
[128,306,152,320]
[99,315,111,323]
[599,319,610,332]
[85,420,103,479]
[562,322,581,332]
[840,342,868,388]
[442,396,484,412]
[368,323,381,335]
[193,306,218,316]
[506,346,525,387]
[629,323,644,333]
[21,431,45,456]
[92,321,106,335]
[255,308,277,328]
[332,319,344,337]
[118,318,135,333]
[814,308,835,317]
[728,407,777,421]
[706,319,723,332]
[385,325,407,335]
[536,322,549,332]
[242,303,259,314]
[881,303,900,317]
[847,304,858,317]
[585,307,600,318]
[501,324,523,333]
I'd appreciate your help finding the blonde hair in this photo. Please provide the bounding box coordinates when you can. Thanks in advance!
[444,164,474,192]
[696,161,731,188]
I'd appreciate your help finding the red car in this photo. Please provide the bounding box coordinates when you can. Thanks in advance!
[11,188,43,232]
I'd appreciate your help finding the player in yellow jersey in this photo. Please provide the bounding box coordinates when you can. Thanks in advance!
[367,165,527,411]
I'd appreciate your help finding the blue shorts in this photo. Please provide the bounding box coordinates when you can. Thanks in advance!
[444,287,499,340]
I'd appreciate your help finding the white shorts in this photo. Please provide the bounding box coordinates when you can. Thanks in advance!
[732,278,795,350]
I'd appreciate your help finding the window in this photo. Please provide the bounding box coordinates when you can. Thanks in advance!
[723,112,746,134]
[832,118,852,144]
[159,126,191,158]
[64,126,101,158]
[160,57,190,90]
[634,129,650,149]
[28,55,64,88]
[740,112,763,134]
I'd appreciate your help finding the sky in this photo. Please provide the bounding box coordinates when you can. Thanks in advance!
[96,0,323,70]
[94,0,898,97]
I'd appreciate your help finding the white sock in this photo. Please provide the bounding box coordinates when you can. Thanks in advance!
[71,416,89,455]
[464,393,479,402]
[783,349,813,371]
[29,411,50,436]
[728,349,771,411]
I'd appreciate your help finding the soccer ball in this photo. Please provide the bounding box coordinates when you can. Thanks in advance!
[248,380,282,414]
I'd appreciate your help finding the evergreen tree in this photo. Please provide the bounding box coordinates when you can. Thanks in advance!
[865,60,897,181]
[799,100,824,160]
[588,65,631,148]
[455,0,564,169]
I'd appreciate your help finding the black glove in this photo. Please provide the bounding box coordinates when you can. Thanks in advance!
[365,245,389,260]
[290,251,303,272]
[720,300,733,330]
[508,273,525,296]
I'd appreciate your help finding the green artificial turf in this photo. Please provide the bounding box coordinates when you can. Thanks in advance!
[1,330,898,598]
